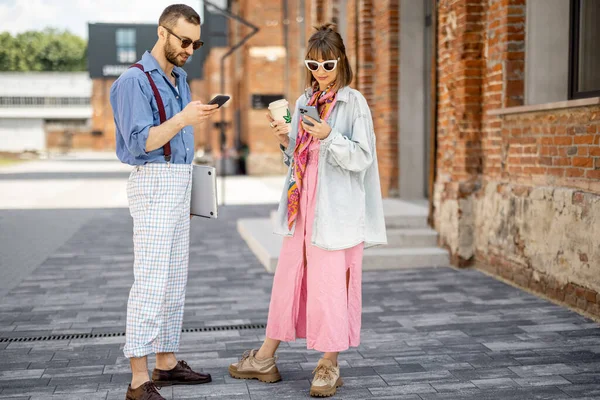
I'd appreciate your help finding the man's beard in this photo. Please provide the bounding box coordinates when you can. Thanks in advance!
[165,40,187,67]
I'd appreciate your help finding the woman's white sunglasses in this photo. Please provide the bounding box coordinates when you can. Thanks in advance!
[304,58,340,72]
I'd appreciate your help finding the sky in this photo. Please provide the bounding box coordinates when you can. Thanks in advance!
[0,0,228,39]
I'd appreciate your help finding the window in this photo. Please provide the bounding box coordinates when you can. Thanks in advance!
[569,0,600,99]
[0,97,90,107]
[116,29,136,64]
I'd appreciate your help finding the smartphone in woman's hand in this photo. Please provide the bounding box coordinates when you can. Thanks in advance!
[299,105,321,126]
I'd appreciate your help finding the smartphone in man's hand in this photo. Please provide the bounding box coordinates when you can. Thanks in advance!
[207,95,231,108]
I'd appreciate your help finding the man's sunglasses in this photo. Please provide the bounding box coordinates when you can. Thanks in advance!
[161,26,204,50]
[304,58,340,72]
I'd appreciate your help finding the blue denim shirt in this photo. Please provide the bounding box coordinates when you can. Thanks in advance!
[110,51,195,165]
[273,86,388,250]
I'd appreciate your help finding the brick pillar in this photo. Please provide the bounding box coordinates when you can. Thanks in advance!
[356,0,375,104]
[434,0,487,265]
[483,0,525,179]
[345,0,358,88]
[314,0,327,25]
[330,0,341,25]
[370,0,400,197]
[318,0,398,197]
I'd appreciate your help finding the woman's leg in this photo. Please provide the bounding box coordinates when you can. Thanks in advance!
[256,337,281,360]
[322,352,339,366]
[316,269,350,366]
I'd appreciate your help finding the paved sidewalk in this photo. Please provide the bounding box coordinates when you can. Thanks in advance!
[1,204,600,400]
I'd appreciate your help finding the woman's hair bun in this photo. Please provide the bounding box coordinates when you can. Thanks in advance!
[315,22,337,32]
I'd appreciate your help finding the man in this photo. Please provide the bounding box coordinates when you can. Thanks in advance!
[110,4,219,400]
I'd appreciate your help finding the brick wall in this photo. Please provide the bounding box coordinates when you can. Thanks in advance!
[482,0,526,180]
[372,0,400,197]
[318,0,400,196]
[434,0,600,318]
[90,78,118,151]
[222,0,289,175]
[222,0,401,186]
[433,0,487,265]
[196,48,234,158]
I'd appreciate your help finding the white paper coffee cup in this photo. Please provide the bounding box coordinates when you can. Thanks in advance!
[268,99,291,123]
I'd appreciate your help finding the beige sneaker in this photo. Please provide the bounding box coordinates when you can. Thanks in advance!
[310,359,343,397]
[228,349,281,383]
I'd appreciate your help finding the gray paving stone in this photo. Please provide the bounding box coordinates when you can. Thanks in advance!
[559,384,600,397]
[54,383,101,394]
[0,363,29,372]
[0,369,44,381]
[563,373,600,385]
[372,364,426,375]
[0,205,599,399]
[508,363,578,377]
[173,382,249,398]
[30,392,109,400]
[419,362,474,371]
[430,381,477,392]
[368,383,436,396]
[514,376,572,387]
[41,365,104,378]
[48,374,112,387]
[419,386,572,399]
[0,379,51,390]
[449,367,519,381]
[0,386,55,398]
[380,370,453,385]
[341,375,387,389]
[471,377,519,390]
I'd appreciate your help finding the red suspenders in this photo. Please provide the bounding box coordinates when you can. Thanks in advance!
[130,63,172,162]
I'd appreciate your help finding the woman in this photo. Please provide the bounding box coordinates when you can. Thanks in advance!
[229,23,387,398]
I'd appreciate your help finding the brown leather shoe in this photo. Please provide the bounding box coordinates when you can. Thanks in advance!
[152,360,212,386]
[125,381,165,400]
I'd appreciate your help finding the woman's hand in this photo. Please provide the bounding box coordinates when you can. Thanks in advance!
[267,113,290,148]
[301,116,332,140]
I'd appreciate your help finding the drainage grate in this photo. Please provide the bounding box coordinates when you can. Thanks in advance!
[0,323,267,343]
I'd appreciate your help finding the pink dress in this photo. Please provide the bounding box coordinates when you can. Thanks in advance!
[265,139,364,353]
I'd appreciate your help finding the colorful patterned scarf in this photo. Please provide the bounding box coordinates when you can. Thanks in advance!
[287,86,338,230]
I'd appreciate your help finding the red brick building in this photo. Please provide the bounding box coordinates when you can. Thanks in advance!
[432,0,600,318]
[204,0,600,318]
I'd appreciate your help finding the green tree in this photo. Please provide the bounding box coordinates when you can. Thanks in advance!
[0,29,87,72]
[0,32,17,71]
[38,29,87,71]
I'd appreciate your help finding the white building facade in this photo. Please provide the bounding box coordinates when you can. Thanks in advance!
[0,73,92,153]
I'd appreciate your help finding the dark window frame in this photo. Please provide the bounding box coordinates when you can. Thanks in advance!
[569,0,600,99]
[116,28,137,64]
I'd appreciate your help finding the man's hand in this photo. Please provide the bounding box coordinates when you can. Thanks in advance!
[179,101,219,126]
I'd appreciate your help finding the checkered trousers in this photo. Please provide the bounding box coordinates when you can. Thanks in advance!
[124,163,193,358]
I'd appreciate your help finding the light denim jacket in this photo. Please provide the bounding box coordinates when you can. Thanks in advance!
[273,86,388,250]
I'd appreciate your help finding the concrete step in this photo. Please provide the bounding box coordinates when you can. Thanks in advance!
[384,228,439,248]
[383,198,429,229]
[237,218,283,273]
[237,218,449,273]
[363,247,449,270]
[270,199,431,229]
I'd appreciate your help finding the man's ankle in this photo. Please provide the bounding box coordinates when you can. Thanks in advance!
[155,353,178,370]
[131,377,150,390]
